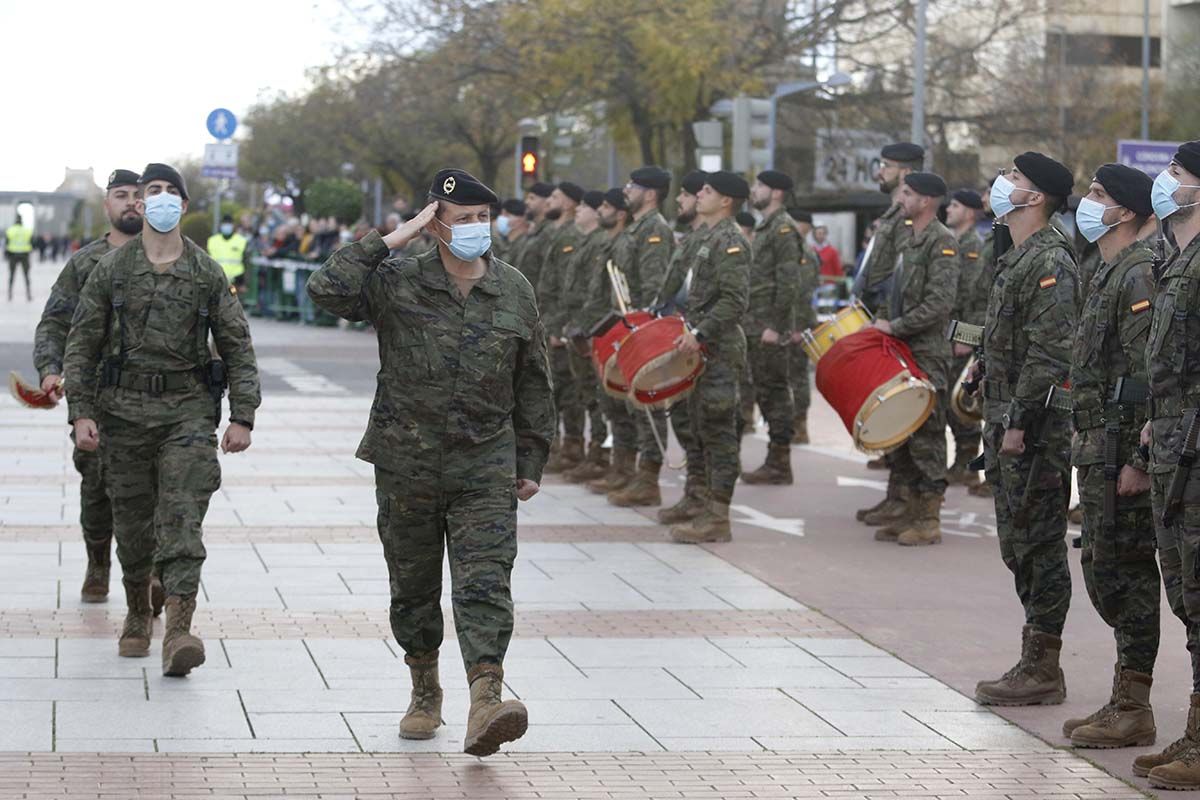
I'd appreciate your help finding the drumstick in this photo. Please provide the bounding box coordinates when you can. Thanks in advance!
[606,260,630,316]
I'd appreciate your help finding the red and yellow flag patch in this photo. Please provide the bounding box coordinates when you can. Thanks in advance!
[1039,276,1057,289]
[1131,299,1151,314]
[941,248,957,256]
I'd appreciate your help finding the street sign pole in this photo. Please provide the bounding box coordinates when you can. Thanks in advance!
[203,108,239,236]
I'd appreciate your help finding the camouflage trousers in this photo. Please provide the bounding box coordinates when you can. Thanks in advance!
[947,355,981,461]
[603,394,637,451]
[890,392,948,495]
[746,339,794,446]
[668,399,705,488]
[100,414,219,597]
[983,422,1072,637]
[374,467,516,671]
[789,344,811,415]
[1152,470,1200,690]
[550,345,584,440]
[72,444,112,550]
[635,407,669,467]
[687,356,741,504]
[1078,464,1159,674]
[568,347,606,444]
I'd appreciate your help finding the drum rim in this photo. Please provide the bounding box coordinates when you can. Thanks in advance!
[799,302,872,363]
[852,372,936,453]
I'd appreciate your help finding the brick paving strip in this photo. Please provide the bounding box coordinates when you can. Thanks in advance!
[0,751,1145,799]
[0,525,658,544]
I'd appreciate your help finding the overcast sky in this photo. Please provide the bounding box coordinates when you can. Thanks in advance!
[0,0,357,191]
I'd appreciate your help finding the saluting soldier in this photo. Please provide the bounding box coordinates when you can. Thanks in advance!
[946,188,986,488]
[1062,164,1158,750]
[64,163,260,677]
[307,168,554,757]
[972,152,1078,707]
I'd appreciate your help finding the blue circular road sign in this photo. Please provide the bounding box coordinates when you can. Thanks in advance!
[206,108,237,140]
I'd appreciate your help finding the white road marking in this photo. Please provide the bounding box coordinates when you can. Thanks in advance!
[729,504,805,537]
[257,357,349,395]
[836,476,888,491]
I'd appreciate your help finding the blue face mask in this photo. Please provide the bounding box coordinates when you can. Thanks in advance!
[989,174,1035,219]
[436,218,491,261]
[1075,197,1118,243]
[220,223,234,236]
[495,215,512,237]
[144,192,183,233]
[1151,170,1200,220]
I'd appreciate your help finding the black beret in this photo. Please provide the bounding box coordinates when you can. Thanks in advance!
[1174,141,1200,180]
[602,188,628,211]
[705,170,750,200]
[1094,163,1154,218]
[680,170,708,195]
[139,163,188,200]
[951,189,983,210]
[528,182,554,198]
[1013,151,1073,198]
[756,170,794,192]
[221,213,234,223]
[501,198,526,216]
[788,208,813,224]
[735,211,757,229]
[880,142,924,163]
[904,171,947,198]
[557,181,584,203]
[106,169,140,190]
[582,190,605,210]
[630,166,671,190]
[429,168,498,206]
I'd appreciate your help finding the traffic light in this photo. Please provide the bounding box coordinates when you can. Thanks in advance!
[731,96,772,173]
[520,136,539,187]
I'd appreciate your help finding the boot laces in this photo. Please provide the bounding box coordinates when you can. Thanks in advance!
[122,610,150,640]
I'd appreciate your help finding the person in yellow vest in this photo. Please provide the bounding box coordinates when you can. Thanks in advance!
[206,214,249,293]
[6,214,34,301]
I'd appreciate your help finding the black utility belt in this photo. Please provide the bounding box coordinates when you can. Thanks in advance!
[102,367,204,395]
[1072,404,1143,431]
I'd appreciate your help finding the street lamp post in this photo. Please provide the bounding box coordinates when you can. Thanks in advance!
[767,71,851,170]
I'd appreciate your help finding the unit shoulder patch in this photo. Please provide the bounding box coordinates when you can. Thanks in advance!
[1131,299,1151,314]
[647,235,662,244]
[1039,276,1058,289]
[941,248,957,256]
[726,246,742,255]
[779,226,793,235]
[562,245,574,253]
[966,251,979,259]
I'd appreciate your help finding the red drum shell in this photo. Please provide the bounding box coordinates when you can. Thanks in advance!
[592,310,654,395]
[615,316,705,409]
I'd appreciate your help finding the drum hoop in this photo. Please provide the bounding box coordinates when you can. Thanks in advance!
[852,373,936,453]
[629,364,705,409]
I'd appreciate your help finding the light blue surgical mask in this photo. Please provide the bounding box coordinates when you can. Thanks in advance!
[1151,170,1200,220]
[220,223,234,236]
[436,218,491,261]
[144,192,183,233]
[989,174,1035,219]
[495,215,512,237]
[1075,197,1118,243]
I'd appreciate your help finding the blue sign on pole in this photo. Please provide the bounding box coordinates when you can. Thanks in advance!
[1117,139,1178,176]
[206,108,237,140]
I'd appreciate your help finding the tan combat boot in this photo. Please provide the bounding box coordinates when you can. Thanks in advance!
[1062,664,1120,737]
[658,482,709,525]
[897,493,943,546]
[564,443,608,483]
[118,578,153,658]
[741,443,793,485]
[150,573,165,618]
[953,447,982,488]
[1070,669,1155,748]
[162,595,206,677]
[791,413,810,445]
[857,477,902,522]
[609,459,662,507]
[975,626,1066,706]
[81,542,111,603]
[669,500,732,544]
[862,484,912,528]
[587,447,635,494]
[558,436,585,470]
[463,664,528,757]
[1136,693,1200,778]
[399,651,443,740]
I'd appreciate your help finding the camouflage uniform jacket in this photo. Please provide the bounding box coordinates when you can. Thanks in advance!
[562,227,607,338]
[744,207,800,338]
[795,239,820,332]
[655,223,712,314]
[514,219,552,292]
[961,228,998,327]
[858,202,913,316]
[34,236,112,381]
[887,219,959,384]
[982,225,1079,432]
[579,230,624,334]
[535,220,582,338]
[306,230,555,483]
[63,234,260,428]
[1070,239,1155,469]
[1146,233,1200,475]
[610,210,674,307]
[950,227,984,325]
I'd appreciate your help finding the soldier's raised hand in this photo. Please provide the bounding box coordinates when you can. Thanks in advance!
[383,202,438,251]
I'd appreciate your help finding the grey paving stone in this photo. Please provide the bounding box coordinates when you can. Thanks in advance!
[503,668,697,700]
[781,686,978,712]
[54,738,158,752]
[0,678,145,702]
[549,637,740,669]
[0,638,54,657]
[812,709,946,737]
[55,695,251,740]
[155,737,361,753]
[754,735,963,751]
[655,737,767,752]
[0,657,55,678]
[789,637,891,657]
[819,656,929,678]
[617,697,842,739]
[248,712,353,739]
[669,665,859,690]
[0,701,51,749]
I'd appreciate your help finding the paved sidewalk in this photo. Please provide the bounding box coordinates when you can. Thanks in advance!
[0,277,1150,798]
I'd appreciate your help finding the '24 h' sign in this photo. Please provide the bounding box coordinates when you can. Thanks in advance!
[814,129,892,192]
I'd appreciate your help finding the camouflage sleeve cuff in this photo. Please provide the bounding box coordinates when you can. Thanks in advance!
[38,363,62,381]
[1128,445,1149,472]
[517,456,544,484]
[360,229,390,263]
[1006,400,1040,430]
[889,317,911,340]
[66,400,95,424]
[229,408,256,429]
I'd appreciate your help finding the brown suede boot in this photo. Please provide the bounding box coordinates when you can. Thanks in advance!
[897,493,943,546]
[669,500,732,544]
[118,578,152,658]
[866,488,915,535]
[463,664,528,757]
[856,477,903,522]
[150,573,165,618]
[609,459,662,507]
[558,436,585,469]
[1137,694,1200,778]
[975,626,1066,706]
[564,443,608,483]
[1070,669,1155,748]
[587,447,635,494]
[81,542,111,603]
[791,413,810,445]
[399,651,443,740]
[1062,664,1120,737]
[741,443,793,485]
[658,482,709,525]
[162,595,206,677]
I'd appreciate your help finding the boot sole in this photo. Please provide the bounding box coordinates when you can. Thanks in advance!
[463,706,528,757]
[1070,732,1156,749]
[740,477,794,485]
[1148,776,1200,790]
[163,643,206,677]
[975,691,1065,706]
[1133,765,1156,778]
[118,641,150,658]
[898,537,942,547]
[608,498,661,507]
[398,720,443,741]
[80,591,109,603]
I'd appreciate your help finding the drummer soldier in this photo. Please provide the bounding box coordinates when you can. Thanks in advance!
[946,188,986,488]
[741,170,802,486]
[869,172,959,546]
[788,209,820,445]
[659,171,751,544]
[973,151,1078,707]
[1062,163,1158,750]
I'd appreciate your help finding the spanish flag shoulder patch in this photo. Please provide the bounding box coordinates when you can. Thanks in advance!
[966,251,979,259]
[1131,299,1151,314]
[941,248,957,256]
[726,246,742,255]
[779,226,792,235]
[562,245,574,253]
[647,235,662,244]
[904,219,913,226]
[1039,276,1057,289]
[230,285,238,296]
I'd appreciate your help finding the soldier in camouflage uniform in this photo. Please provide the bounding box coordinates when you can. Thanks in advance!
[851,142,923,315]
[740,171,801,486]
[972,152,1078,707]
[511,182,554,289]
[789,210,820,445]
[308,168,554,758]
[870,173,959,547]
[33,169,143,604]
[1136,142,1200,789]
[1060,164,1159,749]
[64,164,260,677]
[658,171,750,543]
[946,189,986,487]
[490,198,528,264]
